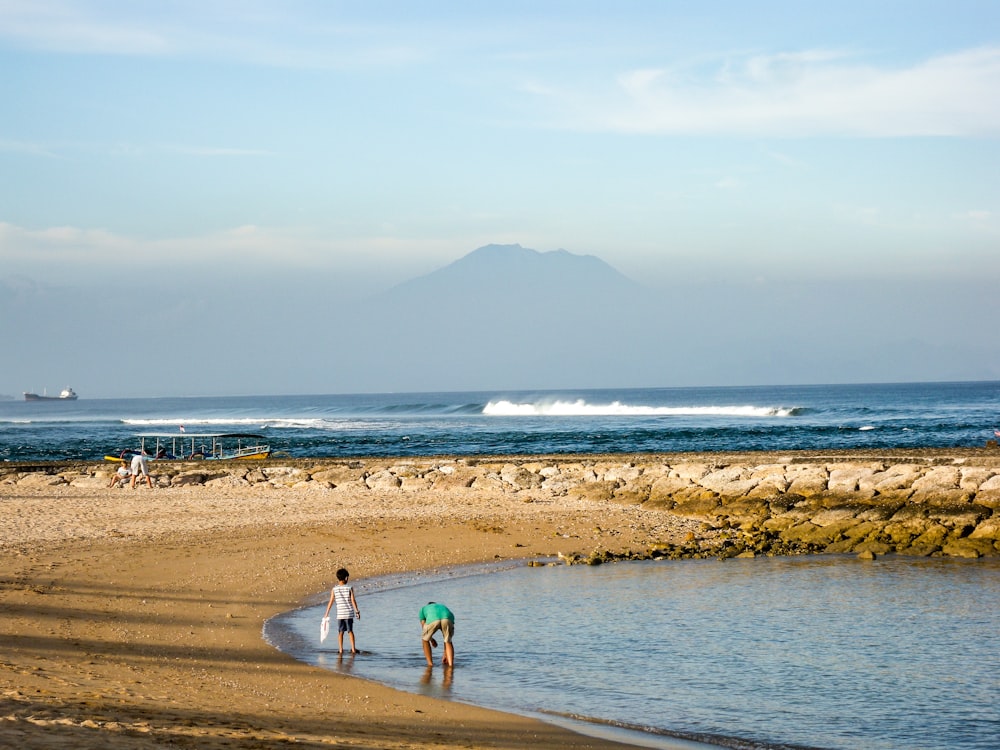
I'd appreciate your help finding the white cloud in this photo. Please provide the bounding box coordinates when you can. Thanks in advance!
[557,47,1000,137]
[0,0,169,55]
[0,221,467,286]
[957,209,992,221]
[0,138,59,157]
[161,144,276,157]
[0,222,318,268]
[0,0,427,69]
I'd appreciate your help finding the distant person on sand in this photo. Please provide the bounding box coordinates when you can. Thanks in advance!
[419,601,455,667]
[108,459,130,488]
[323,568,360,654]
[130,453,153,488]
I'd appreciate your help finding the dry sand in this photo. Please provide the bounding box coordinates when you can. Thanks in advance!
[1,464,712,749]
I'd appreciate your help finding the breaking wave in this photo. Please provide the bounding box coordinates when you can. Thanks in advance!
[483,399,800,418]
[123,417,272,427]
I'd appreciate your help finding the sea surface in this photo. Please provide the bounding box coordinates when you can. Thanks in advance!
[1,380,999,461]
[265,556,1000,750]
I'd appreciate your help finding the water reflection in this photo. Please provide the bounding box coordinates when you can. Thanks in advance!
[266,556,1000,750]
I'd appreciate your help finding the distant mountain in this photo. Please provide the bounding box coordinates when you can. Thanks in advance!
[342,244,659,391]
[385,243,640,303]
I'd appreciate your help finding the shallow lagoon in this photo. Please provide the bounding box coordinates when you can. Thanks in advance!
[266,555,1000,750]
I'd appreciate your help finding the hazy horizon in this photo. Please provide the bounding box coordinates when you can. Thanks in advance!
[2,3,998,397]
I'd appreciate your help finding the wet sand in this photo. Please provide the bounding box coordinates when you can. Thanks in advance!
[1,464,704,750]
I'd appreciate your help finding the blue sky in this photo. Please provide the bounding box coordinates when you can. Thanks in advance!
[1,1,998,395]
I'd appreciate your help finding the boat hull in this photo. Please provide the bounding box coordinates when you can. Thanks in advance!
[104,434,271,462]
[104,452,271,462]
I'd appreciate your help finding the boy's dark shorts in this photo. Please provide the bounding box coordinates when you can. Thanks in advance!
[338,618,354,633]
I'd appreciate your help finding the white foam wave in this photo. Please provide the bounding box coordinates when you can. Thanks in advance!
[122,417,365,431]
[123,417,270,426]
[482,400,797,418]
[262,419,329,430]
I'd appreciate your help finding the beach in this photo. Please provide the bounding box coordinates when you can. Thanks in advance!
[3,450,999,749]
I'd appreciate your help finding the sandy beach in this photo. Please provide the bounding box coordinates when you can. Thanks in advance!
[1,460,705,750]
[3,450,998,749]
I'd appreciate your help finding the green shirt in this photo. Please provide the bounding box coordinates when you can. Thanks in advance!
[419,602,454,623]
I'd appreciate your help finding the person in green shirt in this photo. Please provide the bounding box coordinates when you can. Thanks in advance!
[418,601,455,667]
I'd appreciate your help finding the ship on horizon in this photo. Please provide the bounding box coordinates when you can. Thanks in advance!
[24,387,78,401]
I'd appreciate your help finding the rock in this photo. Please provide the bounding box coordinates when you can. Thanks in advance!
[567,481,616,503]
[909,466,961,500]
[857,549,877,561]
[717,498,772,527]
[603,464,641,483]
[399,476,433,492]
[612,484,651,505]
[824,538,859,553]
[853,540,894,556]
[896,543,940,557]
[17,472,67,487]
[969,517,1000,541]
[172,472,206,486]
[828,464,879,495]
[810,507,859,526]
[785,466,828,497]
[959,467,995,492]
[669,463,712,482]
[780,523,840,546]
[672,496,722,519]
[700,466,758,497]
[364,470,401,491]
[311,466,366,485]
[431,465,479,490]
[942,540,987,558]
[870,464,924,494]
[911,524,949,548]
[500,464,542,490]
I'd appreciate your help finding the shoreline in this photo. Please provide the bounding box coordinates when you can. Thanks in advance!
[262,559,735,750]
[3,450,999,749]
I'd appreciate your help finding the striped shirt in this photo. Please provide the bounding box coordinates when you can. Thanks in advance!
[333,584,354,620]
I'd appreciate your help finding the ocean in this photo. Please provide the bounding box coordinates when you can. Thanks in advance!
[1,380,999,462]
[265,556,1000,750]
[6,380,1000,749]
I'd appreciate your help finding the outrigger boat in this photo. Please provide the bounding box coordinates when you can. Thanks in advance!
[105,432,271,462]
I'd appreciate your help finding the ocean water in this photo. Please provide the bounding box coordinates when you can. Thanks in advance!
[1,380,999,461]
[265,556,1000,750]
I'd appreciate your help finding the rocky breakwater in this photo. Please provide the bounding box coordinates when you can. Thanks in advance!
[600,451,1000,558]
[561,450,1000,560]
[5,449,1000,559]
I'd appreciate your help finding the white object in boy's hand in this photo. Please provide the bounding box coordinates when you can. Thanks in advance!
[320,616,331,643]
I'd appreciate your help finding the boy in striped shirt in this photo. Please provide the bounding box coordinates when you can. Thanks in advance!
[323,568,360,654]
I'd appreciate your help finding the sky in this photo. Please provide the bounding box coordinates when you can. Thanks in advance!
[1,1,999,397]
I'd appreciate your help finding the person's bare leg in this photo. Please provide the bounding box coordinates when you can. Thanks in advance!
[443,642,454,666]
[338,630,344,654]
[348,630,357,653]
[422,639,434,666]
